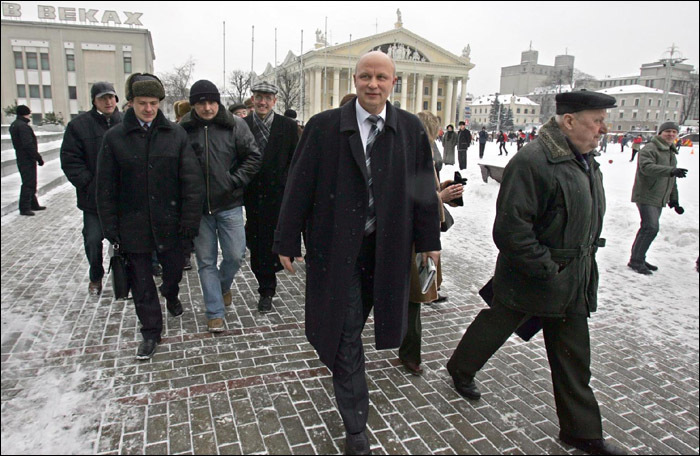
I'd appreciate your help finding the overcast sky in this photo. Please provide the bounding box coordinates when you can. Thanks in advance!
[7,1,700,95]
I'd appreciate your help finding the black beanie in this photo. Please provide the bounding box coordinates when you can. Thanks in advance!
[189,80,220,106]
[284,109,297,119]
[16,105,31,116]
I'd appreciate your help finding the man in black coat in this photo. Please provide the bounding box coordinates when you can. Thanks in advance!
[9,105,45,216]
[243,81,299,313]
[447,91,625,456]
[61,82,122,296]
[96,74,203,360]
[457,121,472,169]
[274,51,441,455]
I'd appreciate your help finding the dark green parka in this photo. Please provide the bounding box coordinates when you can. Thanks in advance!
[492,118,606,317]
[631,136,679,207]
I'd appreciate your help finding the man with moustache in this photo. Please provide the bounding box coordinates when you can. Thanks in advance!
[274,51,441,455]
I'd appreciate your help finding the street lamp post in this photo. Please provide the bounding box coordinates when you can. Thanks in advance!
[657,44,686,132]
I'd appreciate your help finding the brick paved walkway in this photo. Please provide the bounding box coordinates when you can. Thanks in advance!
[1,183,698,455]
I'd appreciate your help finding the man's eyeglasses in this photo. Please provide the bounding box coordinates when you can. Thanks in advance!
[254,94,275,102]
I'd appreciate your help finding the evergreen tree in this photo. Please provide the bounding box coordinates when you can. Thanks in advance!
[488,95,500,130]
[501,108,514,131]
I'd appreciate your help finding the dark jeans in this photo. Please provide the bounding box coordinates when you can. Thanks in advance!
[478,142,486,159]
[126,245,184,341]
[83,212,105,282]
[630,149,639,162]
[458,148,468,170]
[447,303,603,439]
[630,204,662,264]
[498,143,508,155]
[255,271,277,297]
[17,160,39,212]
[333,233,376,435]
[398,301,421,364]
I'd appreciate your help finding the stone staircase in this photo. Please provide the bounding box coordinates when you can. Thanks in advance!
[1,125,68,216]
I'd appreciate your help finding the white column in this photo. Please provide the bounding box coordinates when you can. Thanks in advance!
[333,69,340,108]
[416,74,424,113]
[445,77,454,126]
[400,72,408,111]
[458,76,467,122]
[431,76,439,114]
[314,68,322,115]
[452,79,460,124]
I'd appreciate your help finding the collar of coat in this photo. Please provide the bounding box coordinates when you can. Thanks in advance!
[89,106,121,127]
[651,135,679,154]
[179,103,236,132]
[538,117,586,163]
[122,107,172,133]
[340,100,398,134]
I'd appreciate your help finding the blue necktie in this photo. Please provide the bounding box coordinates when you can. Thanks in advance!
[364,115,380,235]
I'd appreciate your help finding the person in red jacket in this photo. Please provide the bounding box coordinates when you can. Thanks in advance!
[630,134,643,162]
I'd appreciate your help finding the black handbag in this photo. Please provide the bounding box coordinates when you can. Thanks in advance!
[109,245,130,300]
[441,205,454,232]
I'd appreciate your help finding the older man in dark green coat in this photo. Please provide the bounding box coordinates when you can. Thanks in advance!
[447,91,626,455]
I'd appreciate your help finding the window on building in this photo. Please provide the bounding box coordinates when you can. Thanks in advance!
[14,51,23,69]
[676,101,679,107]
[423,101,428,110]
[620,99,625,106]
[29,85,40,98]
[646,112,650,119]
[66,54,75,72]
[40,53,50,70]
[632,112,637,119]
[634,99,639,107]
[438,87,443,96]
[437,102,442,111]
[655,112,659,119]
[517,108,521,114]
[524,108,528,114]
[618,125,622,130]
[43,85,52,98]
[26,52,38,70]
[424,86,429,96]
[32,113,42,124]
[68,86,77,100]
[394,77,402,94]
[17,84,26,98]
[619,112,624,119]
[124,56,132,74]
[648,99,652,106]
[657,99,661,107]
[666,100,670,107]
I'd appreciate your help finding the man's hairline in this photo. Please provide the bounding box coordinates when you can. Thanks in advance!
[354,53,397,77]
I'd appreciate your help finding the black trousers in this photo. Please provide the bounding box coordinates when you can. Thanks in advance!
[83,212,105,282]
[498,143,508,155]
[398,301,422,364]
[447,303,603,440]
[17,160,39,212]
[126,245,184,341]
[333,233,376,435]
[458,148,468,170]
[478,143,486,159]
[254,271,277,297]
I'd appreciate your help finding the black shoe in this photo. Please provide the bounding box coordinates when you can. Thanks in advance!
[152,264,162,277]
[258,295,273,313]
[136,339,159,360]
[559,433,627,455]
[627,261,652,275]
[183,256,192,271]
[32,205,46,211]
[447,363,481,400]
[19,210,35,216]
[399,358,423,376]
[166,298,183,317]
[345,430,371,455]
[644,261,658,271]
[434,293,448,303]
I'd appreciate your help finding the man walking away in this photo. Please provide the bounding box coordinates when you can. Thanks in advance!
[456,121,472,169]
[61,82,122,296]
[478,126,489,159]
[10,105,45,216]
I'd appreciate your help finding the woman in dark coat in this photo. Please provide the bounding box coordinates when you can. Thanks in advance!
[442,125,458,165]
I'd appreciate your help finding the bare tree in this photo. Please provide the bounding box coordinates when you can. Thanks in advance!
[225,70,252,104]
[160,57,195,104]
[680,72,699,124]
[276,67,300,113]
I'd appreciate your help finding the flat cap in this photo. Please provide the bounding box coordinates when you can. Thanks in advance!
[228,103,247,113]
[251,81,278,95]
[556,90,617,114]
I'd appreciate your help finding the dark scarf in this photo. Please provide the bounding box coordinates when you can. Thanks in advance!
[250,111,274,152]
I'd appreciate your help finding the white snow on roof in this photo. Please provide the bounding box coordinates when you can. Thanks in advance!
[471,94,539,106]
[597,84,683,96]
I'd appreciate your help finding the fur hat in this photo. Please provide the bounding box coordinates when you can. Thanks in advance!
[173,100,191,119]
[189,80,220,106]
[125,73,165,101]
[658,121,680,134]
[16,105,31,116]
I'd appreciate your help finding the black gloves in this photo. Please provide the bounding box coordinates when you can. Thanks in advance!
[670,168,688,178]
[668,201,685,214]
[179,226,198,240]
[38,158,44,166]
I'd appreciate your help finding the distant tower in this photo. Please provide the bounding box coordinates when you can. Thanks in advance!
[521,49,539,64]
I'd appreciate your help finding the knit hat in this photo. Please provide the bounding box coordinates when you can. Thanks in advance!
[125,73,165,101]
[228,103,247,114]
[16,105,31,116]
[658,121,680,134]
[284,109,297,119]
[189,80,220,106]
[91,82,118,104]
[173,100,191,119]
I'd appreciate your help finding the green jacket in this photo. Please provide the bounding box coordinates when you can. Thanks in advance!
[631,136,679,207]
[492,118,606,317]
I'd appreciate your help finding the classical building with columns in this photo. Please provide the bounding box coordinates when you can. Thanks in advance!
[258,20,474,126]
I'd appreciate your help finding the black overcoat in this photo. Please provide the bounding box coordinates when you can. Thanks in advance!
[273,101,441,368]
[243,114,299,276]
[96,108,203,254]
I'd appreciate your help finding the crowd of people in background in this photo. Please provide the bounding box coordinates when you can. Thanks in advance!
[10,46,699,455]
